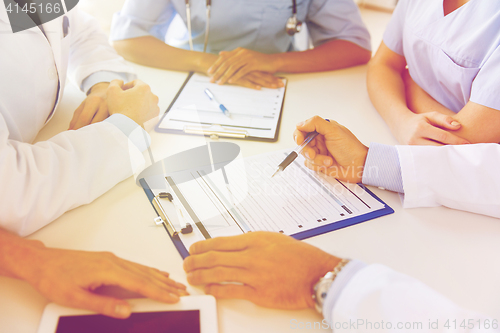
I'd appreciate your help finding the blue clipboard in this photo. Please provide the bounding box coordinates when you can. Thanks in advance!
[140,179,190,258]
[290,183,394,240]
[140,179,394,259]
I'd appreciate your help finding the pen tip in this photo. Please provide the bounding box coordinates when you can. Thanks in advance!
[271,169,280,178]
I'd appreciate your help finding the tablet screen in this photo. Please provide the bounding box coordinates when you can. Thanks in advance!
[55,310,200,333]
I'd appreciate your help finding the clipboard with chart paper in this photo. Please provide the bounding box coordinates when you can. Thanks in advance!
[155,73,286,141]
[140,148,394,259]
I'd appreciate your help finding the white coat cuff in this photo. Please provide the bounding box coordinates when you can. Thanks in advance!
[82,71,130,94]
[105,114,151,152]
[362,143,404,193]
[323,260,367,325]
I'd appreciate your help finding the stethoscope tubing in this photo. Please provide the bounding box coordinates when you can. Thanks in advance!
[185,0,300,53]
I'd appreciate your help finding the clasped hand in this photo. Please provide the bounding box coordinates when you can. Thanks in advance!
[69,80,160,130]
[208,47,284,89]
[394,111,470,146]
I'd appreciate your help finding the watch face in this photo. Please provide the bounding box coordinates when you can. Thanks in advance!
[313,275,335,313]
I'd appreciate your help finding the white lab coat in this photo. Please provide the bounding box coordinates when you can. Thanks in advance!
[0,7,143,236]
[397,144,500,218]
[332,264,498,332]
[329,144,500,332]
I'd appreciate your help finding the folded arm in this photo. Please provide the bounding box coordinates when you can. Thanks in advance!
[368,42,500,145]
[404,71,500,144]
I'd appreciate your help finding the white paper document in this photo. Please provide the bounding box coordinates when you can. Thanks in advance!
[157,73,286,140]
[145,149,389,251]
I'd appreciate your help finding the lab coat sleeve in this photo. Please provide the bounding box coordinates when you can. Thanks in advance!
[397,144,500,218]
[67,8,136,90]
[332,264,498,332]
[0,112,146,237]
[306,0,371,51]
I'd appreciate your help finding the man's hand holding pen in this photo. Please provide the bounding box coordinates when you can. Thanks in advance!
[293,116,369,183]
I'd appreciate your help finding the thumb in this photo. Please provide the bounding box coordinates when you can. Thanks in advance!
[427,113,461,130]
[108,79,124,90]
[107,80,125,98]
[67,290,132,319]
[296,116,334,138]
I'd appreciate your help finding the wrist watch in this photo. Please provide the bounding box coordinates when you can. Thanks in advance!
[312,258,350,314]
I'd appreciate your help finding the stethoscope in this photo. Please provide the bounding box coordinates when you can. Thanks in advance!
[185,0,303,52]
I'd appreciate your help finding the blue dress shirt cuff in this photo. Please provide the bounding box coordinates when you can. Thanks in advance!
[105,114,151,152]
[82,71,130,94]
[322,260,367,325]
[362,142,404,193]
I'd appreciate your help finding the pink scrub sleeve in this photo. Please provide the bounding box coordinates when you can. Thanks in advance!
[381,0,409,56]
[470,46,500,111]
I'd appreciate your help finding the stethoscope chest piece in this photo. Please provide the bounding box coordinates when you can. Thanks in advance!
[286,14,302,36]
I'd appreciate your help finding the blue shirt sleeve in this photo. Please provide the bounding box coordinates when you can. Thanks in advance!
[362,143,404,193]
[306,0,371,51]
[110,0,177,42]
[104,114,151,152]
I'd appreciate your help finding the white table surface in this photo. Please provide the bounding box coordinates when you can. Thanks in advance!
[1,8,499,333]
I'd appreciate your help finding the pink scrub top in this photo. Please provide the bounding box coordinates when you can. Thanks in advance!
[383,0,500,113]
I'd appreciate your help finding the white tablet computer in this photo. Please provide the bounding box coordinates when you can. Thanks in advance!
[37,296,218,333]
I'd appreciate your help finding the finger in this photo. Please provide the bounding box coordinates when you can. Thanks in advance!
[245,73,279,89]
[410,137,443,146]
[218,61,247,85]
[315,135,328,156]
[296,116,338,137]
[187,267,250,285]
[109,79,125,90]
[103,269,182,303]
[183,251,249,272]
[210,60,233,83]
[115,264,188,296]
[207,52,230,74]
[62,289,133,319]
[422,125,469,145]
[301,146,317,160]
[233,78,261,90]
[189,234,251,255]
[293,128,306,145]
[122,80,144,91]
[205,284,256,301]
[293,127,319,147]
[117,259,187,291]
[90,104,109,124]
[69,102,85,130]
[72,98,101,130]
[427,113,462,131]
[312,153,333,167]
[251,73,284,88]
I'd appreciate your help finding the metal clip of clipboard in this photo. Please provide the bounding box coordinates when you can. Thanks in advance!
[152,192,193,236]
[184,125,248,139]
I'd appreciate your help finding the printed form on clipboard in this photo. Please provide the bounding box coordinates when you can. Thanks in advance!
[156,73,287,141]
[140,149,394,258]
